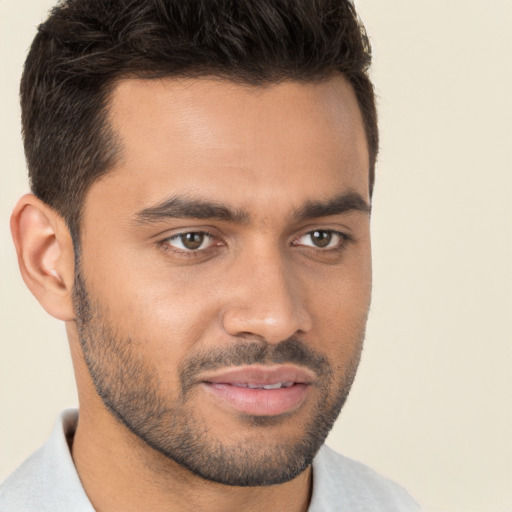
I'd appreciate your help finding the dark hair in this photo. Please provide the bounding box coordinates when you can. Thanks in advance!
[21,0,378,240]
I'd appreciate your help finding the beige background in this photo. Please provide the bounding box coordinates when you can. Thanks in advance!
[1,1,511,511]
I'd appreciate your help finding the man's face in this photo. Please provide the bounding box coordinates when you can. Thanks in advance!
[73,76,372,486]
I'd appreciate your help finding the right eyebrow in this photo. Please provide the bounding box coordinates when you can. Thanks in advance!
[131,195,250,225]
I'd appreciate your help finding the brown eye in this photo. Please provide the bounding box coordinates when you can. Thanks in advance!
[181,232,205,250]
[166,232,213,251]
[293,230,346,250]
[310,230,332,248]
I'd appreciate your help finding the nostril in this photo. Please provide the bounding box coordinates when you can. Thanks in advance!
[221,309,311,344]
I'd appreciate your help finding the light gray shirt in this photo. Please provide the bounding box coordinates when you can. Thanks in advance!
[0,409,421,511]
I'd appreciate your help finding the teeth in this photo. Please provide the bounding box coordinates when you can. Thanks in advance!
[263,383,282,389]
[229,382,295,389]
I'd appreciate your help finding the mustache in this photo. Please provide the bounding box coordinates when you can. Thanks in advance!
[179,337,332,396]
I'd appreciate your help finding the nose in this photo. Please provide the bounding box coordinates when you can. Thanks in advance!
[221,247,313,344]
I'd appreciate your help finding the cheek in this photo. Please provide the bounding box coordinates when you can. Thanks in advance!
[80,246,223,372]
[80,225,371,368]
[307,248,372,317]
[304,251,371,355]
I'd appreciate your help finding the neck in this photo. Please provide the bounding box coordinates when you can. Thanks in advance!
[71,405,312,512]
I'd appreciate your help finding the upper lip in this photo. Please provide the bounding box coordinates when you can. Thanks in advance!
[200,365,316,386]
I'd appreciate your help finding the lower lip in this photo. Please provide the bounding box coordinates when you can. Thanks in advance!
[202,382,310,416]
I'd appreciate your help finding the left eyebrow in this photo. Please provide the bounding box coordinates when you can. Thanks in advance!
[293,191,371,221]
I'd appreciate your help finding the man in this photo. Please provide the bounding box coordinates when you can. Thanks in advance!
[0,0,420,510]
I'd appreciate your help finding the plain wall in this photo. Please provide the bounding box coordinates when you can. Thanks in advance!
[1,1,511,511]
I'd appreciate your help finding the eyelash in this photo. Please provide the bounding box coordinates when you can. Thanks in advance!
[157,231,218,258]
[291,230,351,250]
[157,229,352,258]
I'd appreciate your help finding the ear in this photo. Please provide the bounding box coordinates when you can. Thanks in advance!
[11,194,76,321]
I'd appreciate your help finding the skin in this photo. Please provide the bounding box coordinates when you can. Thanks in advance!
[11,75,372,512]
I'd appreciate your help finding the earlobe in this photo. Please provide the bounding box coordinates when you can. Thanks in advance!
[11,194,76,321]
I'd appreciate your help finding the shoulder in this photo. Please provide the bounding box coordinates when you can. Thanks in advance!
[0,444,51,511]
[0,409,94,512]
[308,445,422,512]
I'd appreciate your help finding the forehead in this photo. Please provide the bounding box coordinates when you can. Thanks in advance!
[89,76,369,221]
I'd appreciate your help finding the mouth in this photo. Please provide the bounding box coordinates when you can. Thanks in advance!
[200,365,314,416]
[217,381,295,389]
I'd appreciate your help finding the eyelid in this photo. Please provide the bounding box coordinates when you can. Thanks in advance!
[155,227,351,258]
[291,229,351,249]
[158,229,222,255]
[170,232,214,250]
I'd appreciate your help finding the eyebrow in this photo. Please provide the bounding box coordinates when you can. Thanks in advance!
[132,191,370,226]
[133,196,250,225]
[293,191,371,221]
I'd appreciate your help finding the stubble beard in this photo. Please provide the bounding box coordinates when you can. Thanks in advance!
[72,266,365,487]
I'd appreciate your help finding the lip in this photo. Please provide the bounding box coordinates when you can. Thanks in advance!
[200,365,315,416]
[201,364,316,386]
